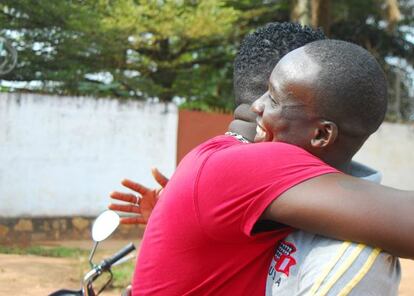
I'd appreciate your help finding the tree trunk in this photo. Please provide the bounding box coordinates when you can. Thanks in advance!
[385,0,401,32]
[291,0,311,26]
[311,0,331,35]
[394,65,403,121]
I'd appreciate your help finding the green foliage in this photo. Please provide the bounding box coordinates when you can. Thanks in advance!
[326,0,414,121]
[0,0,243,109]
[0,0,413,119]
[0,0,290,110]
[110,260,135,289]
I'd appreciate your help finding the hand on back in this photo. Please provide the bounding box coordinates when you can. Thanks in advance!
[228,103,258,143]
[108,168,168,224]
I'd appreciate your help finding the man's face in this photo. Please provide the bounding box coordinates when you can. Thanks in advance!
[251,48,322,147]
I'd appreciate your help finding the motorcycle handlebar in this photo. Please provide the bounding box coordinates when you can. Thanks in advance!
[100,242,136,271]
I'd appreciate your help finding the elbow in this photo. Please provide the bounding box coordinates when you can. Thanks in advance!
[387,221,414,259]
[399,234,414,259]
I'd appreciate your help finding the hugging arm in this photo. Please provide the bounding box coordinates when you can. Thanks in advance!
[228,103,257,142]
[262,173,414,258]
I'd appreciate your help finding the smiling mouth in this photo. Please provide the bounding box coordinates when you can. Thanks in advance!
[255,121,267,140]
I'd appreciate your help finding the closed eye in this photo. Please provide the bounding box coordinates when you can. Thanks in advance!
[268,93,279,106]
[267,83,280,106]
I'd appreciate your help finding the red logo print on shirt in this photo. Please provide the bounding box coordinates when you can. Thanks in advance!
[273,241,297,276]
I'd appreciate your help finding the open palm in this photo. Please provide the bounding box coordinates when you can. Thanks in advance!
[108,168,168,224]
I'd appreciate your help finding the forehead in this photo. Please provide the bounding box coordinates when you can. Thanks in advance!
[270,47,321,85]
[269,47,321,105]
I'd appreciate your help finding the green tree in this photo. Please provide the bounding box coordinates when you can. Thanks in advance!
[288,0,414,121]
[0,0,240,106]
[1,0,413,118]
[327,0,414,121]
[0,1,108,94]
[91,0,240,104]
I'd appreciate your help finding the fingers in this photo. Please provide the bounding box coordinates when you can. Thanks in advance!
[121,179,149,195]
[110,191,139,204]
[151,168,169,188]
[108,203,141,214]
[120,216,147,225]
[233,103,257,122]
[122,285,132,296]
[228,120,256,143]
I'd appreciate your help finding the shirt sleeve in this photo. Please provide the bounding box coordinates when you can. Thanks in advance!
[267,233,400,296]
[297,241,401,296]
[194,141,339,242]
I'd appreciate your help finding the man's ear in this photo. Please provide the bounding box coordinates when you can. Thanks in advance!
[311,120,338,148]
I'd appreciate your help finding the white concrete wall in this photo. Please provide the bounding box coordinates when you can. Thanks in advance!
[354,122,414,190]
[0,93,177,217]
[1,92,413,218]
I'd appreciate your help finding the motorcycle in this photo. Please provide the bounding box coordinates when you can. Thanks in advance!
[49,210,136,296]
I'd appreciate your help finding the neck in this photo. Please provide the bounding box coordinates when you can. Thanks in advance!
[335,161,353,174]
[321,134,367,173]
[319,149,355,174]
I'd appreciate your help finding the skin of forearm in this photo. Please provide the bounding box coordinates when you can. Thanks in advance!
[229,105,414,257]
[264,174,414,259]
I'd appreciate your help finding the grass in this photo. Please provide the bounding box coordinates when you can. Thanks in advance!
[0,244,135,290]
[0,245,88,258]
[111,261,135,288]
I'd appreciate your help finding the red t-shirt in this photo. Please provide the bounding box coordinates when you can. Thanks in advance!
[132,136,338,295]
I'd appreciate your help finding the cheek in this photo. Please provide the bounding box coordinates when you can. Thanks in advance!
[267,110,289,131]
[287,122,314,145]
[276,115,307,140]
[269,119,290,136]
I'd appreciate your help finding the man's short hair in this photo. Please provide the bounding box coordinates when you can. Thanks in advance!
[304,40,388,136]
[234,22,326,106]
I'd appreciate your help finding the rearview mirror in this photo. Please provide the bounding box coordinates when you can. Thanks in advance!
[91,210,120,242]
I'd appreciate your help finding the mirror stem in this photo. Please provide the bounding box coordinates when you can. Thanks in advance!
[89,241,99,268]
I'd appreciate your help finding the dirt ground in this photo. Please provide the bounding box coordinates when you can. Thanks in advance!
[0,239,413,296]
[0,239,135,296]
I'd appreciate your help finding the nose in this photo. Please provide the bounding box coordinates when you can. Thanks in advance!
[251,92,267,115]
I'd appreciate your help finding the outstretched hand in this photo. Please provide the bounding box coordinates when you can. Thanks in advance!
[108,168,169,225]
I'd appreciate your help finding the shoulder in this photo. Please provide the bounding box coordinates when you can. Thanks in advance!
[193,135,243,155]
[206,139,326,168]
[299,236,400,296]
[269,233,400,296]
[197,139,338,199]
[201,140,335,183]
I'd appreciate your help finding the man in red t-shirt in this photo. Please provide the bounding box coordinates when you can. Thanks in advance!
[134,136,338,295]
[122,40,414,295]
